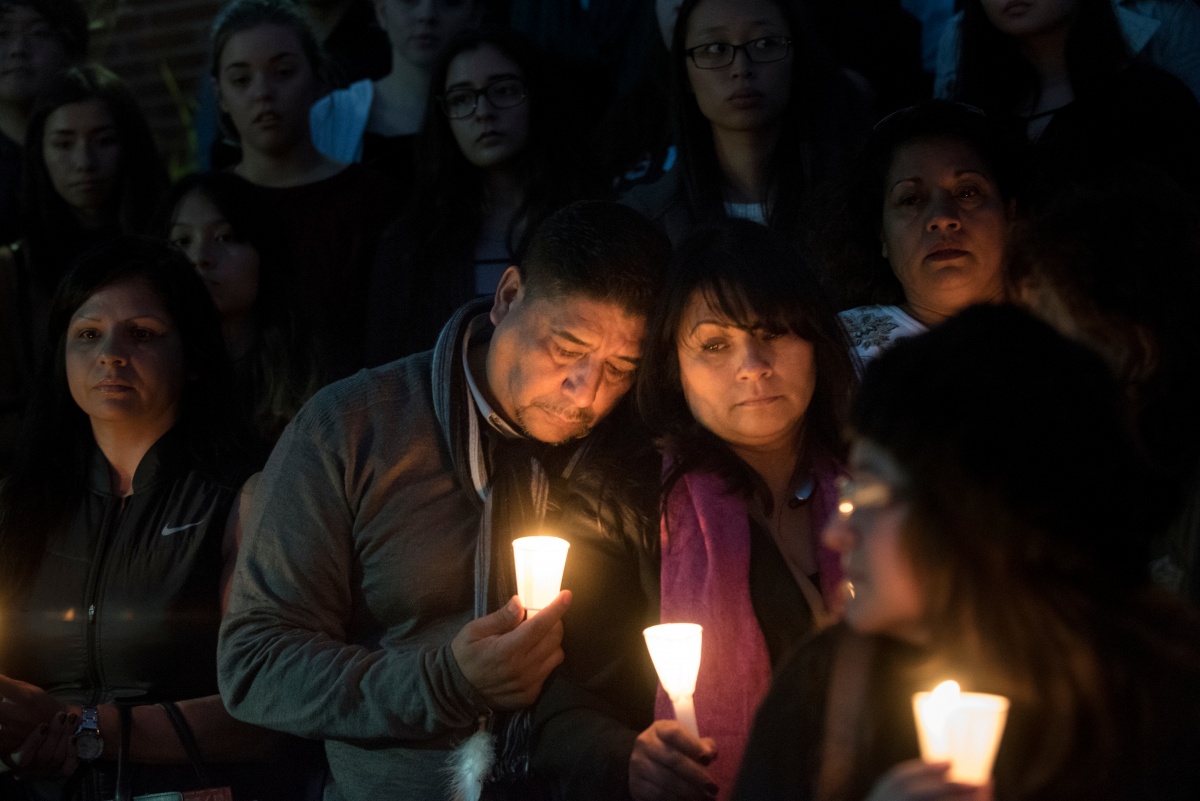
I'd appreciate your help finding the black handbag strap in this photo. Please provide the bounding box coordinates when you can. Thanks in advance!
[115,704,133,801]
[158,702,215,788]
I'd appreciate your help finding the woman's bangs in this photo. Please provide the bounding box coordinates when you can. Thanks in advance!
[698,278,798,336]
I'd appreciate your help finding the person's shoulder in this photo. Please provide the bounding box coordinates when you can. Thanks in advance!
[310,79,374,121]
[841,305,916,344]
[291,351,436,436]
[1105,57,1198,108]
[619,168,683,220]
[774,622,847,683]
[565,405,662,542]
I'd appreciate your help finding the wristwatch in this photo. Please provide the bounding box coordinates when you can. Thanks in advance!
[74,706,104,762]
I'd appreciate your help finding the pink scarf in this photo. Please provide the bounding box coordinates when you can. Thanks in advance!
[655,460,843,799]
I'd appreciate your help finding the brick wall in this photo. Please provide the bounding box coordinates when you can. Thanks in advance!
[88,0,223,177]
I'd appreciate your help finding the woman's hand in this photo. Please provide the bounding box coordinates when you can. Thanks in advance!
[3,710,79,778]
[0,675,69,752]
[628,720,719,801]
[865,760,992,801]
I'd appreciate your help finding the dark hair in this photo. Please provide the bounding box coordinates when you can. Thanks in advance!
[0,0,89,59]
[406,27,580,266]
[209,0,327,140]
[638,219,856,500]
[953,0,1129,113]
[852,304,1183,795]
[0,236,251,595]
[156,172,324,442]
[587,6,673,192]
[670,0,870,236]
[807,100,1023,310]
[1007,166,1200,502]
[519,200,671,320]
[21,64,168,296]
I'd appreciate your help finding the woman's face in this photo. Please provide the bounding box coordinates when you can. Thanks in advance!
[169,189,260,325]
[823,439,925,641]
[374,0,477,68]
[675,289,815,454]
[980,0,1079,38]
[42,99,121,218]
[66,277,186,434]
[881,136,1010,319]
[445,44,530,171]
[216,23,320,156]
[683,0,793,136]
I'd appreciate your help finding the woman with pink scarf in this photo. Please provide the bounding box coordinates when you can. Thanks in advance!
[632,219,857,801]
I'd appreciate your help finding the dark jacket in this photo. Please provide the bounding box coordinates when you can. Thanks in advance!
[219,300,660,800]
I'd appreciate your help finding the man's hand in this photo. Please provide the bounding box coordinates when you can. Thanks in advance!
[864,760,991,801]
[0,675,68,752]
[3,711,79,778]
[451,591,571,710]
[628,720,718,801]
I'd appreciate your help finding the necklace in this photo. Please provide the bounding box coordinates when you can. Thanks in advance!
[788,472,816,509]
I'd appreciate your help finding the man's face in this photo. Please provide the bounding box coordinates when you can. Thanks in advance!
[486,267,645,445]
[0,6,71,105]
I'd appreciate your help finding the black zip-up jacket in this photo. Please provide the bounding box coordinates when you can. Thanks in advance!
[1,430,246,706]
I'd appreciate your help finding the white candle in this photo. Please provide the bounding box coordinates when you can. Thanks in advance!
[912,680,1010,785]
[511,536,570,616]
[671,692,699,738]
[643,623,703,738]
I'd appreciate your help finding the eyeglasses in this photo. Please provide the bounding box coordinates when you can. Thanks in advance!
[686,36,792,70]
[835,474,904,520]
[440,78,527,120]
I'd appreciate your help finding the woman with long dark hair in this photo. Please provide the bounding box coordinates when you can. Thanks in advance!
[632,220,856,800]
[160,172,323,445]
[947,0,1200,195]
[620,0,870,244]
[811,101,1021,363]
[733,304,1200,801]
[0,237,318,800]
[0,64,167,472]
[364,27,581,363]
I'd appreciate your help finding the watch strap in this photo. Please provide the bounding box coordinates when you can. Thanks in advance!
[74,705,103,762]
[79,705,101,732]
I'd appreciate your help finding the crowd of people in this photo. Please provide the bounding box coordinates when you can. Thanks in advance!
[1,0,1199,800]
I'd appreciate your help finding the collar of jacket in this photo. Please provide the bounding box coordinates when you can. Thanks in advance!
[431,297,498,511]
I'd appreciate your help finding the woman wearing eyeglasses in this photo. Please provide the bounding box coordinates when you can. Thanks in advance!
[620,0,870,245]
[732,304,1200,801]
[211,0,401,377]
[364,28,583,363]
[630,220,857,801]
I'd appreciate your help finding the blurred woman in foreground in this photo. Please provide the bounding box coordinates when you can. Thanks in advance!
[734,304,1200,801]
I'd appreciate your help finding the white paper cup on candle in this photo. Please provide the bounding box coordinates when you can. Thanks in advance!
[912,680,1010,785]
[512,535,570,616]
[643,623,703,738]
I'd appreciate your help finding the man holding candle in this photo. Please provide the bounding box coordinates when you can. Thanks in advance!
[216,201,669,801]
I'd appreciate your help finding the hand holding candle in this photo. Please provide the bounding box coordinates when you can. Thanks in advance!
[512,535,570,617]
[912,680,1010,785]
[643,623,703,738]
